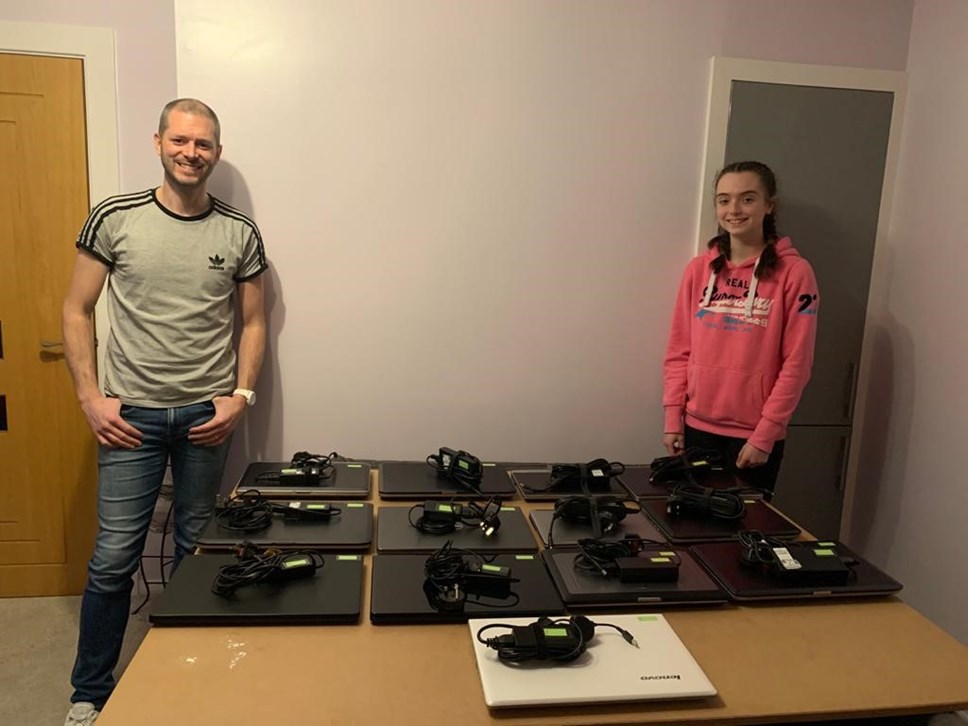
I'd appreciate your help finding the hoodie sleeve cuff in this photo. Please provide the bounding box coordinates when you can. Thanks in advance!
[664,406,685,434]
[749,418,786,454]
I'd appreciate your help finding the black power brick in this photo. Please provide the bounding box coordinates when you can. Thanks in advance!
[278,467,325,486]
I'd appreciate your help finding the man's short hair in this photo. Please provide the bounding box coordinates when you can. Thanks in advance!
[158,98,221,146]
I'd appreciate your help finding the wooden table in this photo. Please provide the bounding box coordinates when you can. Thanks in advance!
[98,471,968,725]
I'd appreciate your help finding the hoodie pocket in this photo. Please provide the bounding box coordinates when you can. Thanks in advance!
[686,363,766,429]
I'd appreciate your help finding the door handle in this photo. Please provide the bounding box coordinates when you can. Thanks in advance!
[842,361,858,422]
[40,339,64,349]
[834,435,850,493]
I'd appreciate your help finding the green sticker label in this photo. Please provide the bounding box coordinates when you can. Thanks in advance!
[439,504,453,512]
[458,460,470,471]
[693,460,708,466]
[280,468,298,474]
[501,506,516,511]
[543,628,568,637]
[817,541,836,547]
[306,504,329,510]
[638,615,658,621]
[347,464,363,468]
[659,551,675,556]
[282,557,310,569]
[337,555,359,561]
[483,462,496,467]
[515,555,534,560]
[481,564,501,572]
[347,502,364,508]
[813,549,836,557]
[650,557,672,563]
[743,500,756,504]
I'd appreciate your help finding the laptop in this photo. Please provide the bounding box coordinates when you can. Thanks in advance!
[468,613,716,707]
[377,505,538,553]
[620,465,760,500]
[149,553,364,626]
[378,461,518,500]
[689,540,903,601]
[196,501,373,551]
[511,468,632,501]
[236,461,371,498]
[369,552,564,624]
[641,497,800,544]
[541,548,728,608]
[529,509,666,548]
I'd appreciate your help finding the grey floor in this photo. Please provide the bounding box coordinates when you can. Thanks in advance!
[0,583,152,726]
[1,584,965,726]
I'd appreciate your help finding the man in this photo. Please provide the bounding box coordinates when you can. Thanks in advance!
[61,98,267,725]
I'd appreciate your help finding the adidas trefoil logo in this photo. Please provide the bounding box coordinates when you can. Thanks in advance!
[208,253,225,271]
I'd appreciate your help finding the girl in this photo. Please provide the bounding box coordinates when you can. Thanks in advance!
[661,161,819,495]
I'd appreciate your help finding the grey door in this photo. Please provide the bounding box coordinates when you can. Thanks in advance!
[722,80,895,535]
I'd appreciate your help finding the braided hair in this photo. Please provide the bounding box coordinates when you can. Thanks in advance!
[708,161,779,280]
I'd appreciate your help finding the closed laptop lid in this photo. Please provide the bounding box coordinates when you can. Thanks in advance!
[377,505,537,553]
[540,549,727,608]
[642,498,800,543]
[511,468,631,501]
[196,501,373,550]
[529,508,666,548]
[469,613,716,707]
[369,552,564,624]
[689,540,903,601]
[237,461,371,498]
[149,553,364,626]
[378,461,517,499]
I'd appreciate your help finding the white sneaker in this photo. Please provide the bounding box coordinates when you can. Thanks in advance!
[64,702,99,725]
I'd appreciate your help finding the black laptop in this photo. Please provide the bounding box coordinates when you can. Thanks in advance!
[196,501,373,551]
[540,548,728,609]
[236,461,371,498]
[510,468,632,501]
[641,498,800,544]
[529,509,667,548]
[369,552,564,624]
[149,553,364,626]
[377,505,537,553]
[689,540,903,601]
[378,461,518,500]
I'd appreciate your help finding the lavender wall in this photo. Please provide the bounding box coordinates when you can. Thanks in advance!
[1,1,176,189]
[848,0,968,644]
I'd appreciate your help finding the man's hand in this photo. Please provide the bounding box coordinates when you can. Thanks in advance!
[662,433,685,456]
[736,443,769,469]
[82,396,143,449]
[188,395,246,446]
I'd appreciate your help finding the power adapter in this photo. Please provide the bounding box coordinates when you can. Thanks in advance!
[278,467,324,486]
[464,561,516,598]
[763,543,852,586]
[266,553,321,583]
[615,552,681,583]
[423,501,463,523]
[477,615,638,663]
[280,501,339,522]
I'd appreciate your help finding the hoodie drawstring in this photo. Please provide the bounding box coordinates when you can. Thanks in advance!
[700,257,761,317]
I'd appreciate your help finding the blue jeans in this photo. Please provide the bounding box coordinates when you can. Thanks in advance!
[70,402,231,708]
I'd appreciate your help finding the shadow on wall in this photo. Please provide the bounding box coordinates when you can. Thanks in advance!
[208,161,287,492]
[846,308,915,560]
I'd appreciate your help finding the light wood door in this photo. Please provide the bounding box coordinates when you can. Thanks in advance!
[0,53,97,596]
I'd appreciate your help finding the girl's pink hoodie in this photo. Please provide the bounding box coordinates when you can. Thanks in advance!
[662,237,819,453]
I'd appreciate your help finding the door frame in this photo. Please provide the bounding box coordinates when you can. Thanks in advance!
[0,20,119,377]
[696,56,907,539]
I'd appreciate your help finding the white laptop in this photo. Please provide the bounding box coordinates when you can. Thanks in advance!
[467,613,716,707]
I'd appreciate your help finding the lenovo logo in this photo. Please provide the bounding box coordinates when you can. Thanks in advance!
[640,674,681,681]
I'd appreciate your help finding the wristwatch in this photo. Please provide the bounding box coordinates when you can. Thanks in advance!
[232,388,257,407]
